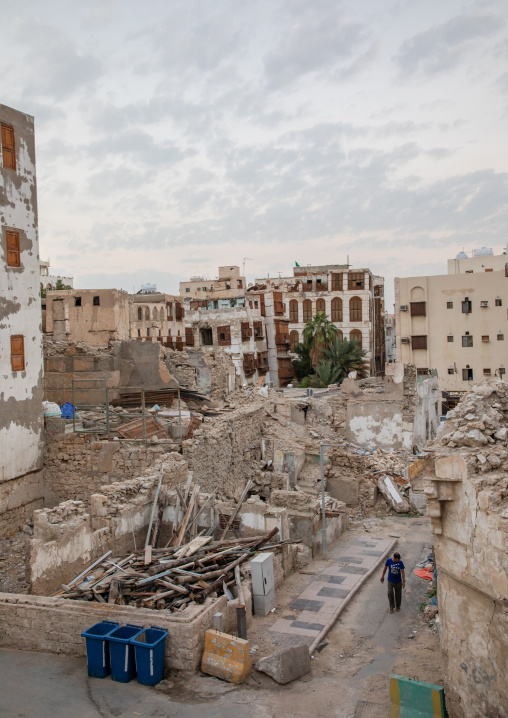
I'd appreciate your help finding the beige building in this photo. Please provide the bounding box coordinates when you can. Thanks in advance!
[130,293,186,347]
[180,265,246,301]
[447,245,506,275]
[395,251,508,412]
[255,264,385,375]
[45,289,131,345]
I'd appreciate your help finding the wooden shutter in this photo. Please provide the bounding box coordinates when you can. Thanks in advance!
[273,292,284,316]
[331,273,342,291]
[185,327,195,346]
[217,325,231,345]
[11,335,25,371]
[6,230,20,267]
[410,302,426,317]
[1,124,16,170]
[411,335,428,350]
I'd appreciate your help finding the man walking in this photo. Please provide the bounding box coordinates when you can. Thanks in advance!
[380,552,405,613]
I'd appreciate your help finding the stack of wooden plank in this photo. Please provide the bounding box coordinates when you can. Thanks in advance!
[55,527,292,611]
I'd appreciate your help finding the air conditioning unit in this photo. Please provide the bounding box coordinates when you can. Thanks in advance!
[401,337,410,344]
[480,301,488,307]
[400,305,408,311]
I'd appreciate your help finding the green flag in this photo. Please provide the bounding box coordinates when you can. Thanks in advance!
[295,261,300,267]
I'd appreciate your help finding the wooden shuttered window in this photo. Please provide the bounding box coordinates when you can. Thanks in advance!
[331,297,342,322]
[410,302,426,317]
[217,325,231,346]
[411,335,428,350]
[289,300,299,323]
[331,273,343,291]
[257,351,269,370]
[303,299,312,322]
[6,230,20,267]
[175,302,184,320]
[241,322,252,341]
[11,335,25,371]
[253,320,264,339]
[260,294,266,317]
[349,296,362,322]
[348,272,364,290]
[273,291,285,316]
[315,298,326,315]
[1,123,16,170]
[350,329,362,348]
[185,327,195,346]
[243,352,256,375]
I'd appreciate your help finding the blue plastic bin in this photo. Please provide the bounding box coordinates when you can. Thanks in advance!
[81,621,119,678]
[108,624,144,683]
[131,625,168,686]
[61,402,75,419]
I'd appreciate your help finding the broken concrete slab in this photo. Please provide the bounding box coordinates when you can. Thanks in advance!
[256,642,311,684]
[376,475,410,513]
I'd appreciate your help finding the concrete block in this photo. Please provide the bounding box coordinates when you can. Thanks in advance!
[256,642,311,684]
[201,630,251,684]
[327,477,359,505]
[434,456,466,482]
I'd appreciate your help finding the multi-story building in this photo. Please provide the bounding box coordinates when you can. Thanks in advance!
[395,247,508,413]
[255,264,385,375]
[384,313,397,364]
[130,292,186,347]
[180,265,246,301]
[1,104,44,535]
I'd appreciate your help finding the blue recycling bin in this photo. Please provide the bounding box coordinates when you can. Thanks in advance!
[108,624,144,683]
[81,621,119,678]
[131,626,168,686]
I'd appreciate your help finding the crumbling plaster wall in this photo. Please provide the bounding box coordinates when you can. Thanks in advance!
[43,433,176,505]
[0,105,45,536]
[425,380,508,718]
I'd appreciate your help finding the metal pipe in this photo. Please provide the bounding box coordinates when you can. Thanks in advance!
[178,388,182,443]
[141,388,147,443]
[320,443,327,559]
[236,605,247,640]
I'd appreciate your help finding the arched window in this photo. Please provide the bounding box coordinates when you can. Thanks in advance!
[153,307,158,321]
[303,299,312,322]
[137,307,142,321]
[349,296,362,322]
[289,299,299,323]
[316,298,326,315]
[337,329,343,340]
[350,329,362,348]
[289,330,299,350]
[331,297,342,322]
[145,307,150,321]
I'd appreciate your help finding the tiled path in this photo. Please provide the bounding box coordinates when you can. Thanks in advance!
[269,536,394,646]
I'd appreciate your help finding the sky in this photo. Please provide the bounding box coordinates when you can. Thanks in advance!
[2,0,508,309]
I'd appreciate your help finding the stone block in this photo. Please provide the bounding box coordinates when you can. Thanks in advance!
[427,500,442,518]
[434,455,467,481]
[201,630,250,684]
[256,642,311,684]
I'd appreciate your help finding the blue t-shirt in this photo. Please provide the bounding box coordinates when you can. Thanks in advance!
[385,558,405,584]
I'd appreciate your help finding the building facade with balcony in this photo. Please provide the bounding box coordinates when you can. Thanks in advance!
[395,248,508,413]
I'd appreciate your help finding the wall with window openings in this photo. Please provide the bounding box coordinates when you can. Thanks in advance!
[0,104,45,533]
[130,294,185,347]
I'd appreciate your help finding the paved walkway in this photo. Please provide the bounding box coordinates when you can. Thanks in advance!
[268,537,394,645]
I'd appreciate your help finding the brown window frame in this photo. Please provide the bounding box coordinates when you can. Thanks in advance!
[446,301,453,309]
[315,298,326,315]
[462,368,473,381]
[410,301,426,317]
[11,335,25,371]
[302,299,312,322]
[1,123,16,171]
[217,325,231,346]
[462,335,473,347]
[411,335,428,350]
[289,299,299,323]
[6,230,21,267]
[331,297,342,322]
[350,329,362,348]
[253,320,264,340]
[349,296,362,322]
[331,273,343,291]
[348,272,365,290]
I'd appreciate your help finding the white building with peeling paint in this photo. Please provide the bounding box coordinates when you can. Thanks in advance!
[0,104,44,536]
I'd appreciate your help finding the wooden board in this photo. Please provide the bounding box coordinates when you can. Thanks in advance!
[117,416,167,440]
[175,536,212,559]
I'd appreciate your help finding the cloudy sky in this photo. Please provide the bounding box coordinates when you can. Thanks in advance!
[2,0,508,308]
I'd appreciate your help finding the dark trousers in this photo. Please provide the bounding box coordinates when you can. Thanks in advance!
[387,580,402,610]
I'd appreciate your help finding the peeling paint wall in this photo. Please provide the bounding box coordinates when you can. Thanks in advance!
[346,403,413,450]
[0,105,44,501]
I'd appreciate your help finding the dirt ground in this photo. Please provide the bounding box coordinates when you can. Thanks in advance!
[0,531,30,594]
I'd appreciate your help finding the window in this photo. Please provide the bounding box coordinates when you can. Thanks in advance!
[316,298,326,315]
[462,335,473,347]
[466,270,473,274]
[482,335,490,343]
[217,325,231,345]
[447,301,453,309]
[289,330,299,350]
[349,296,362,322]
[237,280,243,289]
[303,299,312,322]
[348,272,365,290]
[200,327,213,345]
[153,307,158,320]
[448,368,454,375]
[289,299,299,323]
[480,301,488,307]
[253,320,264,339]
[485,269,493,272]
[410,302,426,317]
[138,307,143,320]
[137,329,141,337]
[167,303,173,320]
[254,301,258,309]
[331,273,343,291]
[10,335,25,371]
[226,284,231,290]
[331,297,342,322]
[1,123,16,170]
[146,328,150,336]
[186,288,190,293]
[483,368,491,375]
[185,327,195,347]
[495,298,502,306]
[447,335,454,342]
[74,297,82,307]
[6,230,20,267]
[202,286,207,291]
[462,299,472,313]
[500,368,506,376]
[273,291,285,316]
[241,322,252,341]
[416,368,429,376]
[411,335,427,350]
[350,329,362,348]
[93,296,100,306]
[498,333,505,341]
[462,368,473,381]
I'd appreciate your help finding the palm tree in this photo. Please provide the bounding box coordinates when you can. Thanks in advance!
[303,312,338,368]
[324,336,369,382]
[309,360,342,387]
[291,343,312,381]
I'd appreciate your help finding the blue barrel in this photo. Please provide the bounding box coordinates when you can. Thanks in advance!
[81,621,118,678]
[108,624,144,683]
[131,626,168,686]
